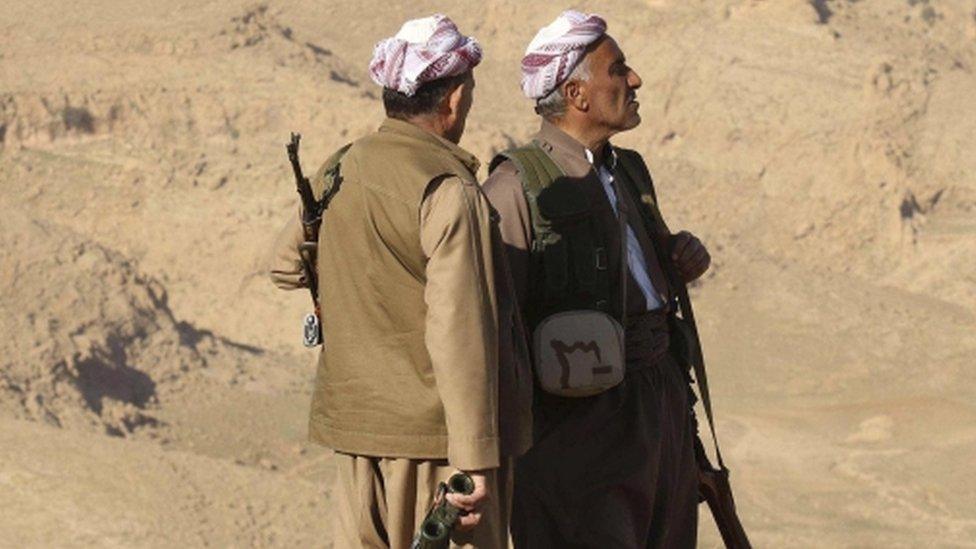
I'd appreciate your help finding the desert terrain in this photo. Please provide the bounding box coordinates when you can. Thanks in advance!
[1,0,974,546]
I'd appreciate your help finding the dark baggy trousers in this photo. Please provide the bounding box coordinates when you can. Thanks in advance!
[511,348,699,548]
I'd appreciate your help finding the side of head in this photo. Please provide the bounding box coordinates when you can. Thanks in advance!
[547,36,642,134]
[382,70,475,144]
[522,12,642,140]
[369,14,481,144]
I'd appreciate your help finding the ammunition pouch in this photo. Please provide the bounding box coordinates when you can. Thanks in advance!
[532,310,626,397]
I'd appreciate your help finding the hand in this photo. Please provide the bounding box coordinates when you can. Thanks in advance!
[670,231,711,282]
[445,470,491,531]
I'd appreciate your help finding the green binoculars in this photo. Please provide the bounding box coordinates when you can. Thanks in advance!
[411,473,476,549]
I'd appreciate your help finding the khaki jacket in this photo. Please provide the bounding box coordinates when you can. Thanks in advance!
[269,119,532,470]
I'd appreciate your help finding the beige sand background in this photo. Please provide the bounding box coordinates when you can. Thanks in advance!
[1,0,974,546]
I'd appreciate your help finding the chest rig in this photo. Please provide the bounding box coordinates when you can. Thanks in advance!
[489,141,672,330]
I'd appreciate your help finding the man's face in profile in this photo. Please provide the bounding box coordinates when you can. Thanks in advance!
[581,36,643,133]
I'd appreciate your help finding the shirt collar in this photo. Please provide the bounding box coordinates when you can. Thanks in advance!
[379,117,481,175]
[584,146,618,172]
[536,119,617,172]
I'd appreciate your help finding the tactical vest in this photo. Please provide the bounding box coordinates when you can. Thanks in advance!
[489,142,673,329]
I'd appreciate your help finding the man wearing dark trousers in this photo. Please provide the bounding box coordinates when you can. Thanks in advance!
[484,10,711,548]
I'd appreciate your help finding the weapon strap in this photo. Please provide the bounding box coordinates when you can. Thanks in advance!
[676,280,725,470]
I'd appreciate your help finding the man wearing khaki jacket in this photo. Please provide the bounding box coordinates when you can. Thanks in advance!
[268,15,532,548]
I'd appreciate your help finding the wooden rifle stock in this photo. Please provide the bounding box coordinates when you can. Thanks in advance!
[696,437,752,549]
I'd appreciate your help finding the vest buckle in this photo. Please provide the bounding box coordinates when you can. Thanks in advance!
[595,247,608,271]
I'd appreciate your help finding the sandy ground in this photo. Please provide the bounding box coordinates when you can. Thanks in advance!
[1,0,974,547]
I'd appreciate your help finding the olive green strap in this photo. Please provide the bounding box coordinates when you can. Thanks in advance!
[490,144,561,256]
[489,143,562,201]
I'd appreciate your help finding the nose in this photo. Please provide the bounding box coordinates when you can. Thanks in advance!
[628,68,642,90]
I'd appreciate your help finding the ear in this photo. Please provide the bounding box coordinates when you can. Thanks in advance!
[443,81,466,117]
[563,79,589,112]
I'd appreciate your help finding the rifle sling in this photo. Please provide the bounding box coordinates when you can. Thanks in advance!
[615,156,726,471]
[676,281,725,471]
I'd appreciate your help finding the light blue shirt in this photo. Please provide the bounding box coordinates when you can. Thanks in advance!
[585,148,662,311]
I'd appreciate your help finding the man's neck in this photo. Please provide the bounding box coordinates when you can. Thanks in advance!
[549,118,611,164]
[404,115,457,144]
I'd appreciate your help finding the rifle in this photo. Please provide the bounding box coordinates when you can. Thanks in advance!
[696,435,752,549]
[411,473,475,549]
[673,280,752,549]
[285,133,345,347]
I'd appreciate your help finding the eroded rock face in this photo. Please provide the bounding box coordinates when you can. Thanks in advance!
[0,213,208,436]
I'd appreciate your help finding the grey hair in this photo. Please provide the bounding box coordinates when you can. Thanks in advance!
[534,58,592,120]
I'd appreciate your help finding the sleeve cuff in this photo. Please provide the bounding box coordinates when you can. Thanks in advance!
[448,436,501,471]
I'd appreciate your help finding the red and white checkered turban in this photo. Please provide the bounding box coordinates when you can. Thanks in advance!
[369,14,482,97]
[520,11,607,100]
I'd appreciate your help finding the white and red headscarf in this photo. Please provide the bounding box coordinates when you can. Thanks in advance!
[520,10,607,100]
[369,14,482,97]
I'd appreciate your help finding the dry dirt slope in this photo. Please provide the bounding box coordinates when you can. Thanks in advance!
[1,0,975,547]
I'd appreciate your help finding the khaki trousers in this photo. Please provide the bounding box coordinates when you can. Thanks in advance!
[333,453,513,549]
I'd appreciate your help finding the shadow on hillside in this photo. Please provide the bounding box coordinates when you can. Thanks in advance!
[75,334,157,416]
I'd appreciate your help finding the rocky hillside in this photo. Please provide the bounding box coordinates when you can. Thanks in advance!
[1,0,974,546]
